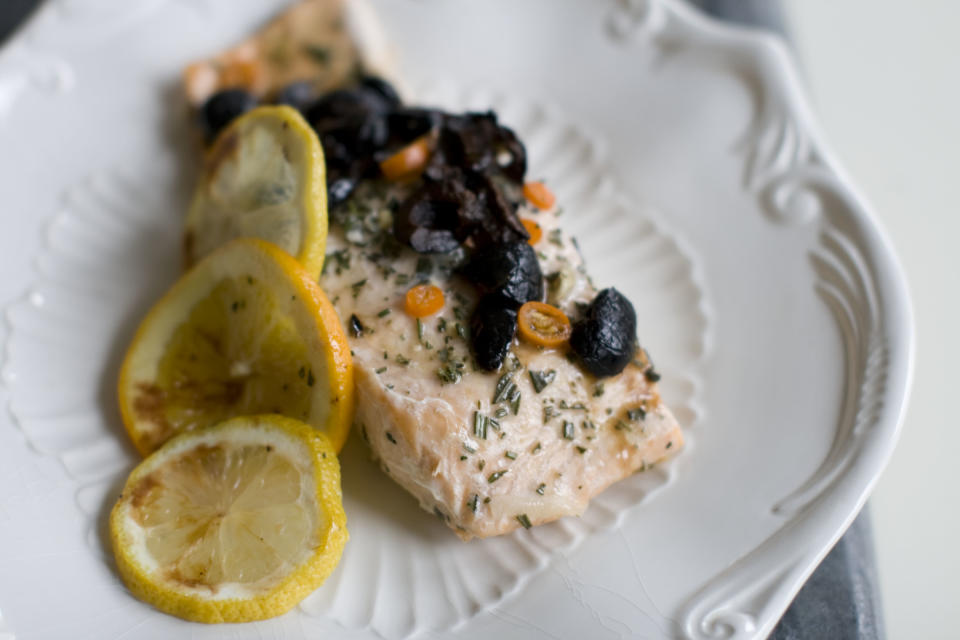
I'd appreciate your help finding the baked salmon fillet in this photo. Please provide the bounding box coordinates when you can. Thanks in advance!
[320,183,682,540]
[184,0,683,541]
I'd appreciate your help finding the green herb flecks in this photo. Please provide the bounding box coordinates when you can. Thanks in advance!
[468,494,479,513]
[562,421,574,440]
[504,451,518,460]
[474,411,488,440]
[350,278,367,298]
[529,369,557,393]
[386,432,397,444]
[515,514,532,529]
[436,361,464,385]
[536,483,546,495]
[377,308,391,318]
[628,407,646,421]
[488,470,507,483]
[593,382,605,397]
[304,44,331,65]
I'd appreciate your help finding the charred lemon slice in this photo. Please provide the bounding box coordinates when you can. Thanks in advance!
[110,414,347,623]
[184,106,328,279]
[118,238,353,455]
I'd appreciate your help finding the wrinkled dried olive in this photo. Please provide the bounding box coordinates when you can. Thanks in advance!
[358,75,402,111]
[470,296,518,371]
[570,288,638,377]
[462,241,543,308]
[274,81,315,112]
[427,112,525,183]
[386,107,443,145]
[200,88,257,142]
[392,177,473,253]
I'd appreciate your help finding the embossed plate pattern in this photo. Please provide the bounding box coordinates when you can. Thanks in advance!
[0,1,912,639]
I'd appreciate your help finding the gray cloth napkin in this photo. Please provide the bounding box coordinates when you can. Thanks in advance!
[0,1,885,638]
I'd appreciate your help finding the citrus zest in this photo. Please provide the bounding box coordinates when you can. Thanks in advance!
[523,181,555,210]
[404,284,445,318]
[380,136,431,181]
[517,301,572,347]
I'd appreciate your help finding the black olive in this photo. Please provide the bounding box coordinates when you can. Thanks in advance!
[386,107,443,145]
[275,81,315,112]
[470,296,518,371]
[358,75,402,111]
[392,180,470,253]
[493,124,527,183]
[200,88,257,142]
[462,241,543,308]
[570,288,638,378]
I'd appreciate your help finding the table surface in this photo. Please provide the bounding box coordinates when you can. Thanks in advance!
[784,1,960,638]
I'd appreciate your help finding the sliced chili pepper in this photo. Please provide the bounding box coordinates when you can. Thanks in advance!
[517,301,571,347]
[522,181,555,210]
[380,136,431,181]
[404,284,445,317]
[521,218,543,245]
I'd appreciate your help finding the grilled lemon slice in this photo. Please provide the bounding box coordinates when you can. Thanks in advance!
[118,237,353,455]
[110,414,347,623]
[184,106,328,279]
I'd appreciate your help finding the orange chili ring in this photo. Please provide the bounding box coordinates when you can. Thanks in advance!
[404,284,445,318]
[523,181,555,210]
[380,136,431,181]
[517,301,571,347]
[521,218,543,245]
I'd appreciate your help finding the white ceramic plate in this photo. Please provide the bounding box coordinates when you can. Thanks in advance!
[0,1,913,639]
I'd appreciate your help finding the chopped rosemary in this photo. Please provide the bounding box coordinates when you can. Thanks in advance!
[460,455,468,460]
[350,278,367,298]
[375,366,387,374]
[645,368,661,382]
[528,369,557,393]
[484,497,491,504]
[478,459,486,470]
[666,441,673,449]
[615,420,631,431]
[395,354,410,365]
[377,308,391,318]
[304,44,331,64]
[628,407,647,421]
[504,451,518,460]
[516,514,532,529]
[536,483,546,495]
[386,432,397,444]
[456,322,468,339]
[548,228,563,247]
[436,361,464,384]
[493,373,513,403]
[494,406,508,418]
[306,369,315,387]
[468,494,479,513]
[508,385,521,415]
[463,443,477,454]
[531,441,542,454]
[562,421,575,440]
[395,273,410,285]
[488,470,507,483]
[437,317,447,333]
[576,446,587,454]
[473,411,488,439]
[593,382,605,397]
[417,318,424,341]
